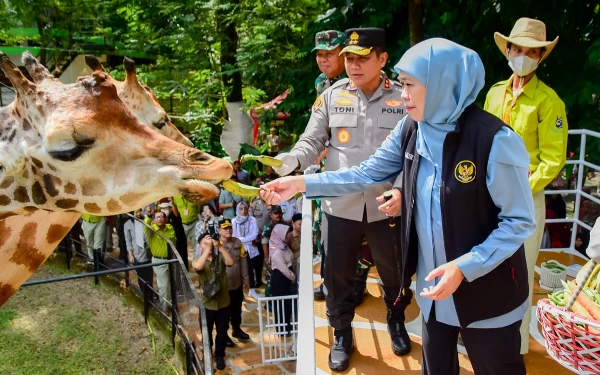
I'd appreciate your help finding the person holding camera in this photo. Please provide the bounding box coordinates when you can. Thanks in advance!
[193,233,234,371]
[217,218,251,345]
[194,204,221,257]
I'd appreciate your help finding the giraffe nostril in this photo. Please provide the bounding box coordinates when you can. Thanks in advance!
[187,150,211,163]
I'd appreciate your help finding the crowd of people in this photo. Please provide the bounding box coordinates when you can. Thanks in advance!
[55,15,600,375]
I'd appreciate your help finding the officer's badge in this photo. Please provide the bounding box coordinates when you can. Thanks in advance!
[347,80,357,90]
[454,160,476,183]
[384,100,403,107]
[384,77,391,89]
[349,31,359,45]
[337,129,351,144]
[312,96,324,112]
[335,98,353,106]
[556,117,563,129]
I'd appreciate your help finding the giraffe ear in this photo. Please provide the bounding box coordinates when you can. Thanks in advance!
[123,57,138,82]
[0,51,37,96]
[84,55,106,73]
[21,51,56,83]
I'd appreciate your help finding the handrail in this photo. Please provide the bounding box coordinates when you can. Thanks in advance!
[296,197,316,374]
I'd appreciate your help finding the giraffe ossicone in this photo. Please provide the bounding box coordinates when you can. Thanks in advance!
[0,51,232,306]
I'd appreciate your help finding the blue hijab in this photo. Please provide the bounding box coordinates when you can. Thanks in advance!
[393,38,485,126]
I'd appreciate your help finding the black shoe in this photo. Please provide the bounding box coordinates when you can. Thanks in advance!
[388,322,411,356]
[232,328,250,341]
[226,336,235,348]
[314,284,325,300]
[215,356,226,370]
[328,327,354,371]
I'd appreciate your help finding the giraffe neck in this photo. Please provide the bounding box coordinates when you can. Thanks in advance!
[0,210,79,306]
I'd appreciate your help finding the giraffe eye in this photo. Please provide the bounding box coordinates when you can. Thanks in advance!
[154,120,166,129]
[49,140,94,162]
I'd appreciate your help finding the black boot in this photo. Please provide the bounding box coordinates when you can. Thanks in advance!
[387,309,411,356]
[226,336,235,348]
[232,327,250,341]
[328,327,354,371]
[314,283,326,300]
[352,266,370,307]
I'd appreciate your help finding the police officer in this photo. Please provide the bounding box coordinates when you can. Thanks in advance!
[273,28,412,371]
[311,29,373,306]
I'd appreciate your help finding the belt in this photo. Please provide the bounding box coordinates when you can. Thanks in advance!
[152,255,170,260]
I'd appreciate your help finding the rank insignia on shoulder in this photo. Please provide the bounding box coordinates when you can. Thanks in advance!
[335,98,353,106]
[384,77,391,90]
[556,117,563,129]
[454,160,476,183]
[313,96,324,112]
[347,80,357,90]
[384,100,403,107]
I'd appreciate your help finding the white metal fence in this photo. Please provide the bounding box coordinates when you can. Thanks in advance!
[256,294,299,363]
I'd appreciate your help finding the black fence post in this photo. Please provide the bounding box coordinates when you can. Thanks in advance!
[93,247,100,286]
[65,238,72,270]
[168,260,178,346]
[185,342,193,375]
[144,282,150,324]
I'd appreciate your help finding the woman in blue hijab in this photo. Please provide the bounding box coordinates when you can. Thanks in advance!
[261,38,535,374]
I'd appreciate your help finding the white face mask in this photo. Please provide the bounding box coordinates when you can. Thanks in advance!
[508,54,539,77]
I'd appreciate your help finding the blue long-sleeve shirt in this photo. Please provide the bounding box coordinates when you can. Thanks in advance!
[304,117,536,328]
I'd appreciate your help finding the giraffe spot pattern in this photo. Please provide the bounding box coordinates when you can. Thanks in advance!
[22,118,31,131]
[43,174,61,197]
[0,283,16,308]
[46,224,70,244]
[13,186,29,203]
[0,220,13,248]
[120,192,146,207]
[7,129,16,142]
[31,181,47,205]
[55,199,79,209]
[0,176,14,189]
[48,163,58,172]
[11,222,46,272]
[81,178,107,196]
[107,199,122,212]
[31,157,43,169]
[84,202,102,213]
[64,182,77,195]
[0,196,10,206]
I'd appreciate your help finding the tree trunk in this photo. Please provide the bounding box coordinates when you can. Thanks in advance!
[216,0,242,103]
[408,0,424,46]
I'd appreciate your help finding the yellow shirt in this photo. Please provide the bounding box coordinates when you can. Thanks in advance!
[173,195,200,225]
[144,217,176,258]
[484,74,568,194]
[81,213,104,223]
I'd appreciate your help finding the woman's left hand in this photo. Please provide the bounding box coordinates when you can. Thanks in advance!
[420,262,464,300]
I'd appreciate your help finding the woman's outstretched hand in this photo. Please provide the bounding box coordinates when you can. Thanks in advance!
[259,176,307,205]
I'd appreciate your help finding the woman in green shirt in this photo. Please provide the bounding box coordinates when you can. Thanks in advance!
[193,234,234,371]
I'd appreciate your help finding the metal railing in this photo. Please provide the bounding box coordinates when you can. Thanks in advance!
[0,81,16,107]
[542,129,600,255]
[25,214,213,375]
[257,294,298,363]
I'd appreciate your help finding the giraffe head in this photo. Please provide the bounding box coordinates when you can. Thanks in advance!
[84,55,193,147]
[0,51,232,216]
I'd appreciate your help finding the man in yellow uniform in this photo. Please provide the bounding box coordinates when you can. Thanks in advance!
[172,195,201,259]
[81,213,106,265]
[484,17,568,354]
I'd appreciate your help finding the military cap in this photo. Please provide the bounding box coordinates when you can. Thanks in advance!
[218,218,232,228]
[312,30,346,52]
[269,205,283,214]
[340,28,386,56]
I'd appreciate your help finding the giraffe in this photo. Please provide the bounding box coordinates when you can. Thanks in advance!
[0,51,233,306]
[23,53,193,147]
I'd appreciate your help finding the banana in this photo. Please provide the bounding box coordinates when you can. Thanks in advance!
[240,154,283,167]
[222,179,266,198]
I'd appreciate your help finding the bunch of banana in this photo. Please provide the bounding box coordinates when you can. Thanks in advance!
[240,154,283,167]
[222,179,268,198]
[576,259,600,293]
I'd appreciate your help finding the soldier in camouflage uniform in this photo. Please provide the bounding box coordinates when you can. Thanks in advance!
[272,28,413,371]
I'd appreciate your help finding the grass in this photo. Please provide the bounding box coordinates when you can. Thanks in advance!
[0,264,179,375]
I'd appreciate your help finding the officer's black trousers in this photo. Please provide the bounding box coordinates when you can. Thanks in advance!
[228,286,244,330]
[323,211,413,330]
[422,305,525,375]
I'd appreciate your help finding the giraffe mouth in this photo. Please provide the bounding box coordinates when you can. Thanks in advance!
[180,178,221,203]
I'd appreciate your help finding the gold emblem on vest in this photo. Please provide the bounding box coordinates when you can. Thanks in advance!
[335,98,353,106]
[337,129,351,144]
[454,160,476,183]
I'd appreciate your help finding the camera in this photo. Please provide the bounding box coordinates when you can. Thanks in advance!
[207,225,220,241]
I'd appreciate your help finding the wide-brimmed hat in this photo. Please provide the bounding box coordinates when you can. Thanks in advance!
[494,17,558,64]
